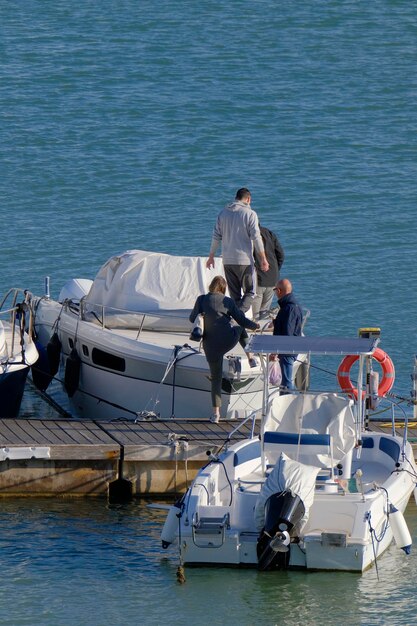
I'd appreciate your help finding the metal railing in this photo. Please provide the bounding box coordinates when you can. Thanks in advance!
[224,409,260,450]
[78,298,193,339]
[0,288,35,356]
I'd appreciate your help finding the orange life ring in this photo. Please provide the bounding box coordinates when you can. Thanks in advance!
[337,347,395,400]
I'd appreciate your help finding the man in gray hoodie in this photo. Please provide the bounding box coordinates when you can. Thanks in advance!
[206,188,269,312]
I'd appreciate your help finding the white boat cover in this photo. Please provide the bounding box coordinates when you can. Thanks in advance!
[84,250,225,313]
[262,392,356,464]
[254,452,320,531]
[0,320,39,368]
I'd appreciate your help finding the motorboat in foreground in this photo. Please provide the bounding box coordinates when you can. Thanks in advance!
[0,290,39,418]
[159,333,417,572]
[27,250,307,421]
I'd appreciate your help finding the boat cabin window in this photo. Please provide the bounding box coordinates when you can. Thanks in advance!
[82,345,89,357]
[68,338,74,349]
[92,348,125,372]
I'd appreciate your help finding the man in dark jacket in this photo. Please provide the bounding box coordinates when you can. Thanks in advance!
[253,225,285,319]
[273,278,303,391]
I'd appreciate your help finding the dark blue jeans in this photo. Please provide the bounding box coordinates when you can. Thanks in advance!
[278,355,296,391]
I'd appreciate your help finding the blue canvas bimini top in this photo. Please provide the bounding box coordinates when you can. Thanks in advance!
[247,335,379,356]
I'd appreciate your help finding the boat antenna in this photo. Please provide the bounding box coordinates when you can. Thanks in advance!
[412,356,417,422]
[44,276,50,300]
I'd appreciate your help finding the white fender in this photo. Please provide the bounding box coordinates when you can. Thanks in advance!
[389,504,412,554]
[161,505,181,549]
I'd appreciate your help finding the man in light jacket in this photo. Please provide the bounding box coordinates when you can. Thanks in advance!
[206,188,269,312]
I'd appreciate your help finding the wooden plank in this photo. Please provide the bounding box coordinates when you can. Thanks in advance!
[0,419,57,445]
[31,420,115,446]
[0,420,118,461]
[19,420,68,445]
[0,415,416,496]
[0,419,118,447]
[0,421,30,445]
[54,420,115,445]
[20,417,254,447]
[43,420,105,445]
[102,422,161,445]
[117,418,257,461]
[102,418,256,447]
[124,443,212,462]
[48,445,120,461]
[24,420,79,445]
[1,417,414,464]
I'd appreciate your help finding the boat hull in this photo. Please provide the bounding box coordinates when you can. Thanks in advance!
[0,366,30,418]
[0,315,39,418]
[64,360,262,420]
[31,297,264,420]
[162,431,417,572]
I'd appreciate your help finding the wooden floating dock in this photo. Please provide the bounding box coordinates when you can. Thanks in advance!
[0,417,256,497]
[0,417,415,498]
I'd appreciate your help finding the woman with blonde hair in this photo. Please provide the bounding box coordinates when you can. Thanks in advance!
[189,275,259,423]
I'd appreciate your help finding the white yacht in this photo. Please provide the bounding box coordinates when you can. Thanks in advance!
[29,250,301,420]
[159,334,417,572]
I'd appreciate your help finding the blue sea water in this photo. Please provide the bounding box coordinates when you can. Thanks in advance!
[1,1,417,623]
[0,497,417,626]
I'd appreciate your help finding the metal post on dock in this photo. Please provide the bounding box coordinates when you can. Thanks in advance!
[412,356,417,421]
[44,276,50,299]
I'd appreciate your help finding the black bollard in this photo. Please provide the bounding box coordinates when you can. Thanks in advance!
[108,449,133,504]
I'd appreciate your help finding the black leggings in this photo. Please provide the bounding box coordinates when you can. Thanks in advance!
[208,358,224,408]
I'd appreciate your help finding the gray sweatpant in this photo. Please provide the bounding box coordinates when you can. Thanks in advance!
[224,264,257,313]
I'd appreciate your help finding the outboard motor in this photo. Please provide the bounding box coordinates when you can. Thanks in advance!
[257,491,305,571]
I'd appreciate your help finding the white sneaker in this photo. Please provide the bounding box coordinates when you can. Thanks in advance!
[210,414,220,423]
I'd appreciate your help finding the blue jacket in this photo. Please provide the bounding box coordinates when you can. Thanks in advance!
[273,293,302,336]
